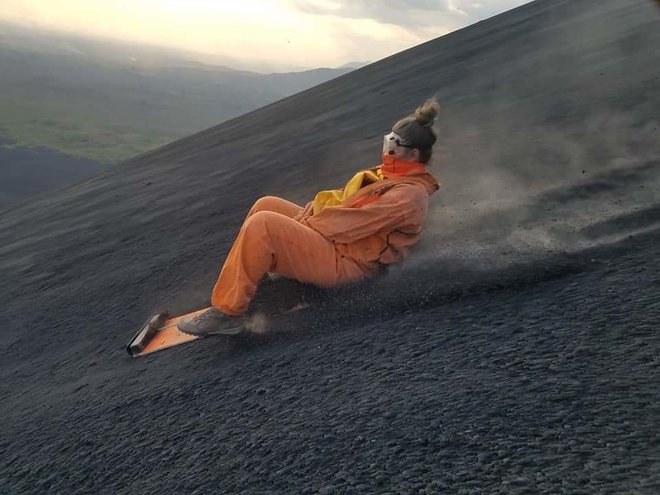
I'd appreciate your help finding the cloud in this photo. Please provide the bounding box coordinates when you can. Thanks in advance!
[294,0,454,28]
[293,0,530,30]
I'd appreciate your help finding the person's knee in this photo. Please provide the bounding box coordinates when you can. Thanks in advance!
[251,196,279,214]
[243,210,273,236]
[244,211,295,244]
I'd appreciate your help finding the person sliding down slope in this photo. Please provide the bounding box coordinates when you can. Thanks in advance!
[177,98,441,336]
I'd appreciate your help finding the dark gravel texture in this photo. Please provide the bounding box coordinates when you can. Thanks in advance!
[0,144,105,211]
[1,0,659,493]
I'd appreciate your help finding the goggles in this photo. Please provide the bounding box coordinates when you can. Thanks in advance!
[383,131,415,155]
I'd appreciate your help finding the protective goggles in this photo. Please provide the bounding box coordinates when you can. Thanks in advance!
[383,131,415,155]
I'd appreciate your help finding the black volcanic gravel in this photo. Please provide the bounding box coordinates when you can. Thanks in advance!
[0,145,105,210]
[2,0,660,493]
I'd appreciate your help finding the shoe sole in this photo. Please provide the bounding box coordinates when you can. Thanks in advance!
[205,325,244,336]
[176,321,244,337]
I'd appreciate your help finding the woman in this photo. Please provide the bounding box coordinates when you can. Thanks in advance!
[178,98,441,336]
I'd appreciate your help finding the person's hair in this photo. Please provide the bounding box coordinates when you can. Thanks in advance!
[392,98,440,163]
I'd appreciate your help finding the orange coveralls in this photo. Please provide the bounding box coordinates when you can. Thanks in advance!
[211,170,439,315]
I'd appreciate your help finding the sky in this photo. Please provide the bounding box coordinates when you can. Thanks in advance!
[1,0,532,71]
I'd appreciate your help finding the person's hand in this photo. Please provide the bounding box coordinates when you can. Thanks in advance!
[293,201,314,223]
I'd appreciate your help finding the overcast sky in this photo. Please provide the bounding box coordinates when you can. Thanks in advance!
[1,0,532,71]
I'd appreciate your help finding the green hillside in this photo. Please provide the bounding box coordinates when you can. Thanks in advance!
[0,24,353,163]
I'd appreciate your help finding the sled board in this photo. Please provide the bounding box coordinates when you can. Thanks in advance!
[126,309,208,357]
[126,303,311,357]
[126,278,318,357]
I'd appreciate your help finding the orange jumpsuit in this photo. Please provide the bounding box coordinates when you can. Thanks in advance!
[211,167,439,315]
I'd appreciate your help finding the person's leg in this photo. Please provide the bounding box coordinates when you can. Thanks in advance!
[211,211,368,315]
[246,196,307,283]
[246,196,302,219]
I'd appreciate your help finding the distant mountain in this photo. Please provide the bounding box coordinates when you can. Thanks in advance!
[0,22,355,165]
[338,61,372,69]
[0,21,254,71]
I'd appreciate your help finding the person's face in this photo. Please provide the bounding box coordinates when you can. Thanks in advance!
[383,131,420,161]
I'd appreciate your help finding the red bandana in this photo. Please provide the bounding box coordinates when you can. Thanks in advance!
[380,154,427,178]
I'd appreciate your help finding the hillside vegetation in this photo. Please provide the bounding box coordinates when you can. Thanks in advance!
[0,24,354,163]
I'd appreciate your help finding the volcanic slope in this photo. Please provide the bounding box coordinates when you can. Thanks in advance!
[2,0,660,493]
[0,145,105,211]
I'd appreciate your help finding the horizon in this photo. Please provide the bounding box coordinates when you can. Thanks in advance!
[1,0,533,72]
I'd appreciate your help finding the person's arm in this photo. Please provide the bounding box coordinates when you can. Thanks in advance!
[303,185,423,244]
